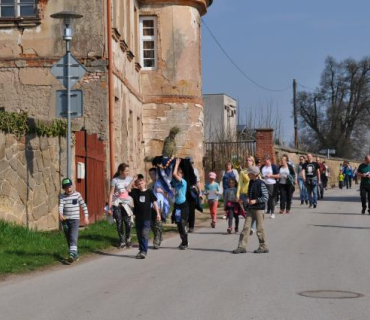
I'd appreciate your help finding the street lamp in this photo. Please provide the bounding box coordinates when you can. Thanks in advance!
[50,11,83,180]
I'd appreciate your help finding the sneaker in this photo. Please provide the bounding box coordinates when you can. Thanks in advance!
[253,248,269,254]
[305,200,308,204]
[188,228,194,233]
[279,210,285,214]
[136,252,146,259]
[67,253,79,263]
[309,204,312,209]
[300,200,304,205]
[119,242,126,249]
[179,244,188,250]
[211,221,216,228]
[232,247,247,254]
[362,208,366,214]
[313,204,317,208]
[286,210,290,214]
[249,229,255,236]
[153,244,159,250]
[126,241,132,248]
[235,227,239,233]
[227,227,232,234]
[271,214,275,219]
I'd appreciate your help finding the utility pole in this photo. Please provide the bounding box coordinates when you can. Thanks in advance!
[293,79,298,149]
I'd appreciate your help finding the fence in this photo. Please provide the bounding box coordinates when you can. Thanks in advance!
[204,140,256,172]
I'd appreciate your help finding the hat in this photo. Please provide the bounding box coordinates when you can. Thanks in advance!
[208,172,217,179]
[62,178,72,188]
[247,166,260,175]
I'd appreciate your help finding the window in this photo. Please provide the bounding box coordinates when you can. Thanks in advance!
[0,0,37,18]
[139,16,157,70]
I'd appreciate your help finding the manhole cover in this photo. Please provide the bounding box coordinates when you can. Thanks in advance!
[298,290,364,299]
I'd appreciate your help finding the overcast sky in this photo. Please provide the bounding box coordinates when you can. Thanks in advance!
[201,0,370,143]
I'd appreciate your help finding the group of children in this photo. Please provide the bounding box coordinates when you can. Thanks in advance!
[59,158,268,262]
[59,158,190,262]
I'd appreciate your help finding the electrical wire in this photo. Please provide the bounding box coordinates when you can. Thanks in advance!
[297,83,316,91]
[201,19,291,92]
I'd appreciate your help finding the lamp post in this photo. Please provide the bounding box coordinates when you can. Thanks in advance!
[50,11,83,180]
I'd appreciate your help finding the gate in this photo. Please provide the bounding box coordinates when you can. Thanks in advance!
[75,131,106,225]
[204,140,256,173]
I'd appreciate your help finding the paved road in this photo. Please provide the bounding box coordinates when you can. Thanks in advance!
[1,187,370,320]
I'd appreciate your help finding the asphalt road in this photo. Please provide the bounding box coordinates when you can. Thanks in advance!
[1,187,370,320]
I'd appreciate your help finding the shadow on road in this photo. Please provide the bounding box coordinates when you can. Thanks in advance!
[93,250,136,259]
[4,250,69,265]
[312,224,370,230]
[193,232,227,235]
[319,196,359,203]
[313,212,363,216]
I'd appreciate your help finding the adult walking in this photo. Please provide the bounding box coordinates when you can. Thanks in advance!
[232,166,269,254]
[260,155,279,219]
[343,162,353,189]
[277,155,296,214]
[220,161,239,200]
[357,155,370,214]
[296,156,308,205]
[187,157,200,233]
[316,157,326,200]
[301,153,321,209]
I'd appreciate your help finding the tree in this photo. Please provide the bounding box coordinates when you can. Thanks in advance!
[297,56,370,158]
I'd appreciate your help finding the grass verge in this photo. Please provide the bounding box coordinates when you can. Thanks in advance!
[0,219,177,277]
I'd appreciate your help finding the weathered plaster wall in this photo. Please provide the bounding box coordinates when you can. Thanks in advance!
[140,5,204,176]
[0,133,65,230]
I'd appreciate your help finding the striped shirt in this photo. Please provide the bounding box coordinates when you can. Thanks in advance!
[59,191,88,220]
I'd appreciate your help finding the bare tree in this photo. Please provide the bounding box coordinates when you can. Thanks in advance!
[297,56,370,158]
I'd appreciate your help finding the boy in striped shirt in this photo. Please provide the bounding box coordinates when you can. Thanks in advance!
[59,178,89,263]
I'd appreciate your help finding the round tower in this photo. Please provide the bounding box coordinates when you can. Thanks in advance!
[140,0,213,175]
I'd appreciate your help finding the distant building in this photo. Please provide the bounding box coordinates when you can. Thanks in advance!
[203,94,237,142]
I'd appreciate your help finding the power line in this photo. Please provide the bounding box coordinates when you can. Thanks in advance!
[297,83,316,91]
[201,19,291,93]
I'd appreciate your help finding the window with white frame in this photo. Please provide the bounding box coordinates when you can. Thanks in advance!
[0,0,37,18]
[139,16,157,70]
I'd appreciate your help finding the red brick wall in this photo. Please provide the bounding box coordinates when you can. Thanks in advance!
[255,128,276,165]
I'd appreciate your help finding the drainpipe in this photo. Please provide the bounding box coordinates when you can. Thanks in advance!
[107,0,115,178]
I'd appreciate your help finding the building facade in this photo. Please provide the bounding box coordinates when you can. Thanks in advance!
[203,93,238,142]
[0,0,212,229]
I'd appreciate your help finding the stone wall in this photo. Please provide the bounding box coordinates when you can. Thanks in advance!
[0,132,64,230]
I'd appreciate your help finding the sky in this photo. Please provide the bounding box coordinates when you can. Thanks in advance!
[201,0,370,143]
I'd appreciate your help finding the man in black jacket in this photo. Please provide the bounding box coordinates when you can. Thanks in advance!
[233,166,269,254]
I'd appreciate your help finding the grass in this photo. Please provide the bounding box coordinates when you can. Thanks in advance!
[0,219,177,277]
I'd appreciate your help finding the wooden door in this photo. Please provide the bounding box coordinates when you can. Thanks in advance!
[75,131,106,225]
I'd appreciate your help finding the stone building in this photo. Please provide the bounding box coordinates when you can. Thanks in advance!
[0,0,213,229]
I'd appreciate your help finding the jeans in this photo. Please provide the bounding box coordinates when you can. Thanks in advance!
[237,209,268,250]
[240,194,256,229]
[298,178,308,202]
[265,184,277,213]
[279,183,292,211]
[188,198,196,230]
[344,175,352,189]
[360,185,370,211]
[135,219,151,253]
[151,212,163,246]
[305,179,318,205]
[173,202,189,246]
[317,182,324,199]
[113,205,132,244]
[62,219,80,255]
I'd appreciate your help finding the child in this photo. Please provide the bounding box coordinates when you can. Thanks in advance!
[205,172,220,228]
[108,163,135,249]
[233,166,269,254]
[148,167,170,249]
[338,172,344,189]
[224,178,244,234]
[59,178,89,263]
[129,175,161,259]
[171,158,190,250]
